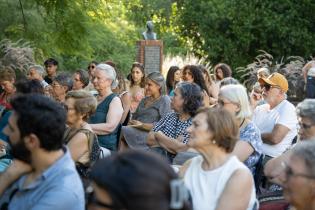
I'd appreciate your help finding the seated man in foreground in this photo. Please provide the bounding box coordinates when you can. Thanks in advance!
[252,72,298,159]
[0,94,84,210]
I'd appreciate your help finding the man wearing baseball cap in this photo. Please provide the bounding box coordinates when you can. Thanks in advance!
[252,72,298,159]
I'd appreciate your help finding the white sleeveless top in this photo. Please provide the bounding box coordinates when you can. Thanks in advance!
[184,155,256,210]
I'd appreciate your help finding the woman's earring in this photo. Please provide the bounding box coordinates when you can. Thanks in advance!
[212,140,216,144]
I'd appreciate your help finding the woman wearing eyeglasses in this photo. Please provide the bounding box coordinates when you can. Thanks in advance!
[279,141,315,210]
[87,61,99,80]
[63,90,100,178]
[51,72,73,103]
[218,84,262,176]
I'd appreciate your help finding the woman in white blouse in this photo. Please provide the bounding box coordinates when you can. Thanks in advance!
[180,108,256,210]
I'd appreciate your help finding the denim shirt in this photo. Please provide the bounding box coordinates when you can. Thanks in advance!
[0,147,85,210]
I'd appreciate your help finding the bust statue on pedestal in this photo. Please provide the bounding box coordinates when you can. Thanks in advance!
[142,21,157,40]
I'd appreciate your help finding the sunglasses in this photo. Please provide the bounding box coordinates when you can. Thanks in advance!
[281,161,315,180]
[88,65,96,69]
[262,84,280,91]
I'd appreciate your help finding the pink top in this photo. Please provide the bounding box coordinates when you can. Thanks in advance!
[130,89,145,113]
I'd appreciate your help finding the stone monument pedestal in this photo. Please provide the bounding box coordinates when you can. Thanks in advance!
[136,40,163,74]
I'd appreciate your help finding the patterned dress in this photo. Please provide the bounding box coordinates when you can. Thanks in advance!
[240,121,263,176]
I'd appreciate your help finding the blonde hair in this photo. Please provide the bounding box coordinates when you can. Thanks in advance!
[219,84,252,119]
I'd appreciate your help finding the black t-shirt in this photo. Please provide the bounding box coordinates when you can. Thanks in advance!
[44,75,53,84]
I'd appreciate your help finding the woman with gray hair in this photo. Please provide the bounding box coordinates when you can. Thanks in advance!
[88,64,123,151]
[218,84,262,175]
[51,72,73,103]
[280,140,315,210]
[119,72,171,150]
[27,65,49,88]
[63,90,100,178]
[296,99,315,141]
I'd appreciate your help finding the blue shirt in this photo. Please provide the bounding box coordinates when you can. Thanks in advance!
[0,147,85,210]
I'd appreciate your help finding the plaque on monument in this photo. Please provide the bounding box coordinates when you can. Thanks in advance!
[136,40,163,74]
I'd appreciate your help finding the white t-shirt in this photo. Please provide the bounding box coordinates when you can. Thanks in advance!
[184,156,256,210]
[252,100,298,157]
[308,67,315,77]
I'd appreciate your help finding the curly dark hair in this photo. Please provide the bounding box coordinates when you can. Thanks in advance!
[214,63,232,80]
[176,82,203,117]
[182,65,209,96]
[130,62,145,88]
[166,66,180,95]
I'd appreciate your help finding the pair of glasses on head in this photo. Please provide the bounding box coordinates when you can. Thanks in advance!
[281,161,315,180]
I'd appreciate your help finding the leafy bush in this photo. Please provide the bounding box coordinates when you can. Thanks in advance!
[236,50,306,101]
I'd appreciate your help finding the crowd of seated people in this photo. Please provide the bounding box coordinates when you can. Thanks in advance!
[1,58,315,210]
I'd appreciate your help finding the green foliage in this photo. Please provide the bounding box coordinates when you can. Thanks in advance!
[236,50,306,101]
[0,0,188,75]
[176,0,315,75]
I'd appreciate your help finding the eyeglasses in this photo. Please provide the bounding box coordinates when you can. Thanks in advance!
[63,104,75,112]
[217,99,237,107]
[262,84,280,91]
[298,122,315,130]
[51,83,61,88]
[88,65,96,69]
[281,161,315,180]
